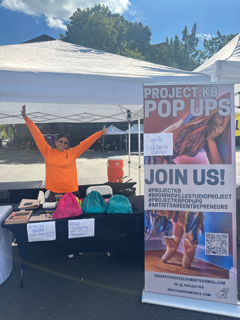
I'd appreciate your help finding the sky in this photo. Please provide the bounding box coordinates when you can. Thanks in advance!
[0,0,239,48]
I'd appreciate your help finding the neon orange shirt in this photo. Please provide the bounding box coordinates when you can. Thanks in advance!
[25,117,103,193]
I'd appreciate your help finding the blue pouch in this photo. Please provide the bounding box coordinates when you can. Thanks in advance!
[107,195,133,214]
[82,191,107,214]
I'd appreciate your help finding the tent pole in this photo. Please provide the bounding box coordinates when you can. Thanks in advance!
[138,119,141,195]
[102,135,104,151]
[128,122,131,177]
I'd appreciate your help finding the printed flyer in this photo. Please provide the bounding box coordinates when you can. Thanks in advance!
[143,84,237,305]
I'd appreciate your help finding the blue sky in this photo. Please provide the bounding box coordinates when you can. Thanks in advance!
[0,0,239,47]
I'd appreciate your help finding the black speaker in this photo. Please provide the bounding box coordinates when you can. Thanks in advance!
[127,110,131,120]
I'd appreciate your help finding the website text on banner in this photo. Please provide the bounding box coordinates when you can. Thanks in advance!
[143,84,237,305]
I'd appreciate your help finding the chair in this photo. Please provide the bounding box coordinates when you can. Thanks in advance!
[0,190,10,205]
[86,185,113,198]
[86,185,113,257]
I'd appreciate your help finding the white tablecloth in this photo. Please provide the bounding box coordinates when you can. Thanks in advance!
[0,206,12,285]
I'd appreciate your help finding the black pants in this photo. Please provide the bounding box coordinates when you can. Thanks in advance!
[46,190,80,202]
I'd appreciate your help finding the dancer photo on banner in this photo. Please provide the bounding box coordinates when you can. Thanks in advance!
[144,92,231,165]
[145,210,232,278]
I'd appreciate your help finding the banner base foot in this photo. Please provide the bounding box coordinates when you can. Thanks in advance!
[142,290,240,318]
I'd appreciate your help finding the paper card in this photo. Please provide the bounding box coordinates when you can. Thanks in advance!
[144,133,173,156]
[27,221,56,242]
[68,218,95,239]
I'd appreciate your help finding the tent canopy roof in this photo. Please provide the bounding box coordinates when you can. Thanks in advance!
[194,34,240,82]
[106,125,125,135]
[1,39,211,78]
[0,38,210,124]
[194,33,240,107]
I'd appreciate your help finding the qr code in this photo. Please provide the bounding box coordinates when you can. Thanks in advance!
[205,233,229,256]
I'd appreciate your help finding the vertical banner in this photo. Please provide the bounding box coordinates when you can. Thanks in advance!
[143,84,237,305]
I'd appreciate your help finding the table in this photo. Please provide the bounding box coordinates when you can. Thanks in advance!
[0,181,43,203]
[0,177,136,204]
[2,196,144,288]
[0,206,13,285]
[40,176,137,197]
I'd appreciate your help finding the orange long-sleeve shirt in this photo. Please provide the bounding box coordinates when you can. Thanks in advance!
[25,117,103,193]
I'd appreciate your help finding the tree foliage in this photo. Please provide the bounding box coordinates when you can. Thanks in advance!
[60,5,238,71]
[0,124,11,139]
[201,31,238,60]
[152,23,201,71]
[60,4,151,59]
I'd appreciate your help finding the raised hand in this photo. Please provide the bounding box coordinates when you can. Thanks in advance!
[207,125,223,140]
[102,125,108,135]
[21,105,27,119]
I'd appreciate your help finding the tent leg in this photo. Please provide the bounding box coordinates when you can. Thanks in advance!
[102,135,104,151]
[128,122,131,177]
[138,119,141,195]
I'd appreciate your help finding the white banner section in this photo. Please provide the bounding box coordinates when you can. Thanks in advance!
[145,271,237,304]
[144,164,235,212]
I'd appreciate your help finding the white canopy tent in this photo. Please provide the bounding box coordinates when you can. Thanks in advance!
[107,125,125,135]
[194,33,240,107]
[125,124,143,134]
[103,124,125,152]
[0,39,210,124]
[0,38,210,190]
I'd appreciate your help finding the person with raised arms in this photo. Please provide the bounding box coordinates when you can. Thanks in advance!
[21,105,108,202]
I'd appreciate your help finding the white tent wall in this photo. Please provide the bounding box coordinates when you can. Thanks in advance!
[194,34,240,107]
[0,39,210,125]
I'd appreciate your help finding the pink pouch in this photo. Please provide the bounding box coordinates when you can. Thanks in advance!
[53,193,82,219]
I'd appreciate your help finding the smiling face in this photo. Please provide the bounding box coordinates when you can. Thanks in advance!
[55,137,69,151]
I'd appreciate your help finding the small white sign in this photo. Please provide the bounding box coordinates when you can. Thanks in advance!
[144,133,173,156]
[27,221,56,242]
[68,218,95,239]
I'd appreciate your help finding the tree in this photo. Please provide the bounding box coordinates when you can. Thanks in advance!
[152,25,237,71]
[150,23,201,71]
[201,31,238,60]
[61,7,238,70]
[60,4,152,58]
[0,124,12,139]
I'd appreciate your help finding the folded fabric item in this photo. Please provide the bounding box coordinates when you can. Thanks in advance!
[18,199,40,210]
[43,202,57,209]
[107,195,132,214]
[82,191,107,214]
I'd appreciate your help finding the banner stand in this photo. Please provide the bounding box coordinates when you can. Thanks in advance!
[142,290,240,318]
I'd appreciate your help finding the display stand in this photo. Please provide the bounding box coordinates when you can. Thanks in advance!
[142,290,240,318]
[142,83,238,316]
